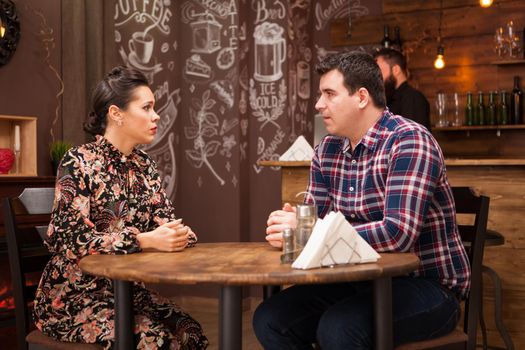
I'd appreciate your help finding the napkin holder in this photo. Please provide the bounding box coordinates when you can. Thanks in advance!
[292,211,380,270]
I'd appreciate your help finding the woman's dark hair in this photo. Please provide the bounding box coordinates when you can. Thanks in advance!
[316,51,386,109]
[83,65,149,135]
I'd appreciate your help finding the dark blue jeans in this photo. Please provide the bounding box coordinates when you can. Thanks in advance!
[253,277,460,349]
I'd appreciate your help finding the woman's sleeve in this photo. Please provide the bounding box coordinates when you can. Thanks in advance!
[44,150,142,260]
[146,160,198,247]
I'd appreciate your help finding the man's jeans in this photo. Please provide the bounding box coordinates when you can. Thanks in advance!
[253,277,460,350]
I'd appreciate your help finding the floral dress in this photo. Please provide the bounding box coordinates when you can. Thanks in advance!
[33,136,208,349]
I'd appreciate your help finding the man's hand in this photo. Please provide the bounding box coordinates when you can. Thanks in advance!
[265,203,297,248]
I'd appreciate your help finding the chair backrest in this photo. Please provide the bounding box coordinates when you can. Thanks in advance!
[451,186,490,350]
[3,187,55,350]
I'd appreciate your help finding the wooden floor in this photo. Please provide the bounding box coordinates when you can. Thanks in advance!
[0,296,263,350]
[172,296,263,350]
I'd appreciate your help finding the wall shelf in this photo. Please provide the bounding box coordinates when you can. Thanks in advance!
[0,115,38,176]
[490,59,525,66]
[433,124,525,137]
[433,125,525,131]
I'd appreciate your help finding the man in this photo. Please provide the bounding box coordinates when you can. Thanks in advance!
[374,48,431,130]
[254,51,469,349]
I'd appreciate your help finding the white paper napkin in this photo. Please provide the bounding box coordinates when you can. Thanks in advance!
[292,211,381,269]
[279,135,314,161]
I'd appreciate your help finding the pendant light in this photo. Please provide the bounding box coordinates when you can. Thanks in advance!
[434,0,445,69]
[0,15,5,38]
[480,0,494,8]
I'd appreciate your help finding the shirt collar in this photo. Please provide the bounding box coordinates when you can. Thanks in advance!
[95,135,141,167]
[340,109,392,154]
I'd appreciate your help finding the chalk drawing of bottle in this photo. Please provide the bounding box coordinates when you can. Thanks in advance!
[253,22,286,82]
[296,61,311,99]
[190,12,222,54]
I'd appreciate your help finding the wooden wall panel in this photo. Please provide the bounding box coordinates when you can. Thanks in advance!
[332,1,525,47]
[383,0,489,13]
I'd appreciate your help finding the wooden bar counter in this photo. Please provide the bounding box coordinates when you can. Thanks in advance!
[259,158,525,348]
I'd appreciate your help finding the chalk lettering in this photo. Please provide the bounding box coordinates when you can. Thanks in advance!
[255,0,286,24]
[315,0,346,30]
[257,129,285,162]
[197,0,230,17]
[298,101,308,113]
[260,82,276,95]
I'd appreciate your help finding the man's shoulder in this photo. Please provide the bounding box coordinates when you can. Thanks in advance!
[400,83,428,102]
[384,114,432,136]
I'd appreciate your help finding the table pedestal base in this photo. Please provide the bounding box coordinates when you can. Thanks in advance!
[374,277,393,350]
[114,280,133,350]
[220,285,242,350]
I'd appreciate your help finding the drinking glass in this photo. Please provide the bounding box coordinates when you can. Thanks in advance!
[435,92,447,127]
[494,27,507,58]
[506,21,522,58]
[450,93,461,126]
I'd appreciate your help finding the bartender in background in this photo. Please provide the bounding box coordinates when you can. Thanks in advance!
[373,48,431,130]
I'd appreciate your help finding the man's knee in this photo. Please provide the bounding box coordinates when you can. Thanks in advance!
[253,300,280,341]
[317,307,372,349]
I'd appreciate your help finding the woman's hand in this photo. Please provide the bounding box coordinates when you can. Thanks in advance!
[137,219,190,252]
[265,203,297,248]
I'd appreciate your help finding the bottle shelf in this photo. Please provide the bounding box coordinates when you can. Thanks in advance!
[490,59,525,66]
[433,124,525,131]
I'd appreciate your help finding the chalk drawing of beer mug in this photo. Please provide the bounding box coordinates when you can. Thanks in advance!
[253,22,286,82]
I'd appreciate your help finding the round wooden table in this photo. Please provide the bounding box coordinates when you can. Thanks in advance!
[80,242,420,350]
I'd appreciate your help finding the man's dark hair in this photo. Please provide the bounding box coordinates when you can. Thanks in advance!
[372,47,407,75]
[316,51,386,108]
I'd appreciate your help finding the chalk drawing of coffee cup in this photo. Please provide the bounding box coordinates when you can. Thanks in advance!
[297,61,310,99]
[128,32,154,65]
[253,22,286,82]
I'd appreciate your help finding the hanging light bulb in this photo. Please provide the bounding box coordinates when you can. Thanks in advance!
[434,0,445,70]
[434,45,445,69]
[0,16,5,38]
[479,0,494,8]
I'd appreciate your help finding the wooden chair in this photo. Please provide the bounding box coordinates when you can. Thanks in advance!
[397,186,489,350]
[3,187,103,350]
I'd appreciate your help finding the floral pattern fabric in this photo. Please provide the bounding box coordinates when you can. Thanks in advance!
[33,136,208,349]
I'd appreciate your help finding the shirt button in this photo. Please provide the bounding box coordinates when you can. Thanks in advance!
[349,186,354,191]
[351,159,357,164]
[350,214,356,219]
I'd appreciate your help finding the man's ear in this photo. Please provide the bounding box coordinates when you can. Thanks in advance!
[392,64,402,77]
[107,105,123,125]
[357,88,370,109]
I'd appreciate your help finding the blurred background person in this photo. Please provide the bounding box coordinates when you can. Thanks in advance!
[374,48,431,130]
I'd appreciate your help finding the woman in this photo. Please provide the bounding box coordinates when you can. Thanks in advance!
[33,66,209,349]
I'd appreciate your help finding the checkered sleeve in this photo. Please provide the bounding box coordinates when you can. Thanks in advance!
[354,130,443,252]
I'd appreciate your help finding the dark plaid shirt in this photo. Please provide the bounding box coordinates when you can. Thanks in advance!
[306,110,470,297]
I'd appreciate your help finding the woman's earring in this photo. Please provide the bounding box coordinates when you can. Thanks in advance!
[117,120,123,127]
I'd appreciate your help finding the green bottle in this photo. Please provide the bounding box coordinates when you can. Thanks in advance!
[487,91,496,125]
[475,91,485,125]
[465,92,474,126]
[499,91,509,125]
